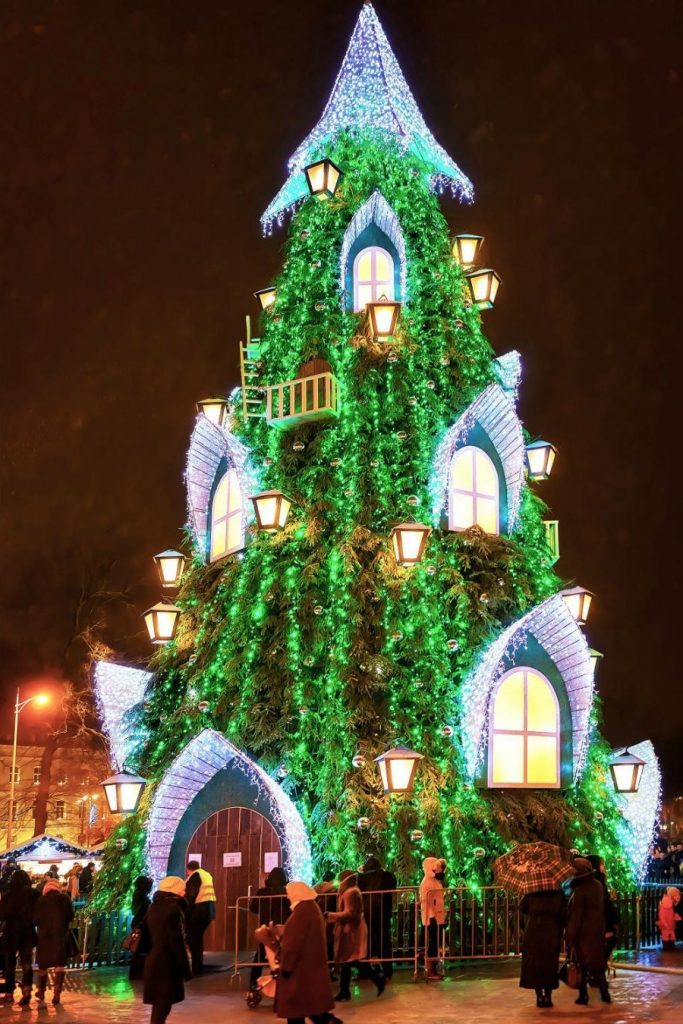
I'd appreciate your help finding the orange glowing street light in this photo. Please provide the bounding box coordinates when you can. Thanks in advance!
[7,690,50,849]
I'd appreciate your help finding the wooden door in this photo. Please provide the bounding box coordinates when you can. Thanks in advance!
[186,807,282,952]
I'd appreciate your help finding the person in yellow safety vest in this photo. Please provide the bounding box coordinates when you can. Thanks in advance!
[185,861,216,976]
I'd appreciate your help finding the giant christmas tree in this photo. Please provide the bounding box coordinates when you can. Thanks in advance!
[95,4,659,908]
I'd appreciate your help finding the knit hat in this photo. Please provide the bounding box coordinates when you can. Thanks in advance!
[667,887,681,901]
[158,875,186,897]
[572,857,595,879]
[286,881,317,903]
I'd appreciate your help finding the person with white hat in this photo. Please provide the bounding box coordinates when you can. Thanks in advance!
[142,877,192,1024]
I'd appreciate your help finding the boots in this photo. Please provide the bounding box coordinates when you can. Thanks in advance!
[52,971,65,1006]
[36,973,47,1004]
[575,979,589,1005]
[425,958,443,981]
[599,977,611,1003]
[19,985,32,1006]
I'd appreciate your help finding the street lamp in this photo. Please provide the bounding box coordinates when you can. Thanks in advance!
[561,586,594,626]
[374,745,424,794]
[251,490,293,532]
[526,440,557,481]
[196,397,230,428]
[609,748,646,794]
[465,269,501,309]
[367,296,401,340]
[6,690,49,850]
[101,771,147,814]
[390,522,432,566]
[452,233,484,270]
[153,549,187,588]
[304,158,342,199]
[254,287,276,311]
[143,600,181,644]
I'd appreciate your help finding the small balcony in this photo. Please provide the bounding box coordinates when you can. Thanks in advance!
[266,370,340,429]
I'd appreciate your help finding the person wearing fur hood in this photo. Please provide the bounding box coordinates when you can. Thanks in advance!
[657,887,681,950]
[420,857,446,981]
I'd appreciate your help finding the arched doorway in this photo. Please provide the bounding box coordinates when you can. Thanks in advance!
[186,807,282,952]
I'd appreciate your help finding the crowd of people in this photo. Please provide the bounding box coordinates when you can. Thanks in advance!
[648,842,683,881]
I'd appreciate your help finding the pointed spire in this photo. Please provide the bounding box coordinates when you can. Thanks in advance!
[261,3,473,230]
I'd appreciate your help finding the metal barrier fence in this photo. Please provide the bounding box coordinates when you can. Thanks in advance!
[65,910,132,969]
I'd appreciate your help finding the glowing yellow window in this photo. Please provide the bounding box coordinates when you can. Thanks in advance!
[209,468,244,562]
[353,245,395,312]
[449,446,500,535]
[489,668,560,788]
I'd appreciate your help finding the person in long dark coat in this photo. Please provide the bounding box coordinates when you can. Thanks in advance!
[274,881,340,1024]
[565,858,609,1005]
[519,889,567,1007]
[129,875,154,981]
[356,856,396,981]
[142,876,192,1024]
[586,855,621,960]
[0,869,39,1005]
[33,877,75,1005]
[248,866,290,993]
[327,871,384,1002]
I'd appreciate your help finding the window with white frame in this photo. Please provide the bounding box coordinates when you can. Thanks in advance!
[489,668,560,788]
[449,445,499,534]
[34,766,41,785]
[209,468,243,562]
[353,246,395,312]
[54,799,66,820]
[8,767,20,784]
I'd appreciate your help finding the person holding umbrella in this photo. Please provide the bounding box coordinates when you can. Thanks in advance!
[493,842,574,1008]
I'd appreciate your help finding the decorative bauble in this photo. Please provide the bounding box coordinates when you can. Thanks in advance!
[277,764,289,779]
[407,495,419,507]
[303,655,314,667]
[188,655,198,666]
[447,639,459,651]
[257,386,266,395]
[315,302,326,312]
[426,380,435,389]
[299,706,308,716]
[311,259,322,268]
[300,229,310,239]
[265,591,274,602]
[426,565,436,576]
[391,630,404,642]
[414,680,424,689]
[293,440,306,452]
[442,725,454,738]
[455,318,465,328]
[595,811,604,822]
[313,605,323,616]
[410,829,424,842]
[197,701,210,713]
[370,459,379,468]
[357,816,371,829]
[115,838,128,851]
[498,579,505,587]
[473,847,487,859]
[352,754,366,768]
[408,396,417,406]
[440,355,450,366]
[344,487,354,496]
[396,431,407,441]
[330,458,341,467]
[263,456,273,466]
[480,593,490,604]
[387,351,399,363]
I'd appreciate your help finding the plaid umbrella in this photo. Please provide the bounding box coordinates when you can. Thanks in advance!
[493,842,575,897]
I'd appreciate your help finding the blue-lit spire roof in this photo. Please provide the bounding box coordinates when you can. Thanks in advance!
[261,3,473,230]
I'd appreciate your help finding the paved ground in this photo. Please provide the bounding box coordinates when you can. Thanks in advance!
[3,958,683,1024]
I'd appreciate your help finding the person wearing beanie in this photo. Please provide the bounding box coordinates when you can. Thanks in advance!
[657,886,681,950]
[565,858,610,1005]
[327,870,384,1003]
[0,869,39,1005]
[33,877,75,1005]
[420,857,447,981]
[142,877,191,1024]
[273,881,341,1024]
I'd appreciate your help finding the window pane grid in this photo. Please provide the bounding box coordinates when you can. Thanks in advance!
[210,469,243,562]
[450,446,499,534]
[489,668,559,788]
[353,246,395,312]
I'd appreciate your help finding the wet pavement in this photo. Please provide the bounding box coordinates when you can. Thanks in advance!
[2,958,683,1024]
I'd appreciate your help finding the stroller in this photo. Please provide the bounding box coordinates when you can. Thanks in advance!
[246,923,283,1009]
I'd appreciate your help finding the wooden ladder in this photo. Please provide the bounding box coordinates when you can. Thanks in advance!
[239,315,266,422]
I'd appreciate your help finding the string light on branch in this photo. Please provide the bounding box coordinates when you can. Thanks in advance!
[367,295,401,339]
[254,287,277,311]
[465,269,501,309]
[390,521,431,566]
[144,600,181,645]
[526,439,557,480]
[609,748,646,794]
[251,490,294,532]
[375,744,424,794]
[196,397,230,428]
[561,586,594,626]
[101,771,147,814]
[304,158,342,199]
[153,550,186,589]
[452,233,484,270]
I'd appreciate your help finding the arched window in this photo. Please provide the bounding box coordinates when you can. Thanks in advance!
[209,468,243,562]
[353,246,395,312]
[449,446,499,534]
[489,668,560,788]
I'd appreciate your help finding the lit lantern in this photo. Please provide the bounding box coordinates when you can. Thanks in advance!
[609,748,646,794]
[588,648,603,676]
[561,586,594,626]
[375,745,424,794]
[526,440,557,481]
[367,296,401,339]
[251,490,293,532]
[153,549,186,588]
[197,397,230,428]
[143,600,181,644]
[254,287,276,311]
[101,771,147,814]
[452,233,484,270]
[390,522,431,566]
[465,269,501,309]
[304,158,342,199]
[543,520,560,563]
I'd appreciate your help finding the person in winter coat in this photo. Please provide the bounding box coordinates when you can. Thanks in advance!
[586,855,621,960]
[356,856,396,981]
[33,877,75,1005]
[129,875,154,981]
[657,887,681,950]
[519,889,567,1007]
[79,862,96,897]
[64,862,83,901]
[184,860,216,975]
[248,866,290,993]
[142,876,192,1024]
[315,873,338,967]
[274,881,341,1024]
[0,860,18,895]
[327,870,384,1002]
[565,858,609,1005]
[420,857,446,980]
[0,869,39,1005]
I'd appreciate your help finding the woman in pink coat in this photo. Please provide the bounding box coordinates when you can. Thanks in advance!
[657,887,681,950]
[326,871,384,1002]
[420,857,446,980]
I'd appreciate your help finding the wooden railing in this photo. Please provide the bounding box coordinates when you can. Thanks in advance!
[266,371,339,428]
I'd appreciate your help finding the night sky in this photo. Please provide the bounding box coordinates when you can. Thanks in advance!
[2,2,682,789]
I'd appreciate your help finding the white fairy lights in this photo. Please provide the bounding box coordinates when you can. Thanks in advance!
[94,662,152,772]
[615,740,661,881]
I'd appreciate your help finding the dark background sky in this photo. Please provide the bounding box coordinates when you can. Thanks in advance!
[1,1,682,790]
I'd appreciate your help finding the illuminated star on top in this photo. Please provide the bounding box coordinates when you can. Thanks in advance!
[261,3,474,230]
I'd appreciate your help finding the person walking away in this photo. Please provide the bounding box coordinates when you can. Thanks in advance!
[519,889,566,1007]
[247,866,290,997]
[315,873,338,971]
[65,863,82,901]
[142,877,191,1024]
[327,870,384,1002]
[184,860,215,975]
[33,877,75,1005]
[565,858,609,1005]
[274,881,341,1024]
[420,857,446,980]
[0,860,18,896]
[0,869,39,1005]
[586,855,621,960]
[129,875,154,981]
[357,856,396,981]
[79,862,96,898]
[657,887,681,950]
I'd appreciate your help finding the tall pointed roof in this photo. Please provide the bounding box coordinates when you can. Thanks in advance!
[261,3,473,230]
